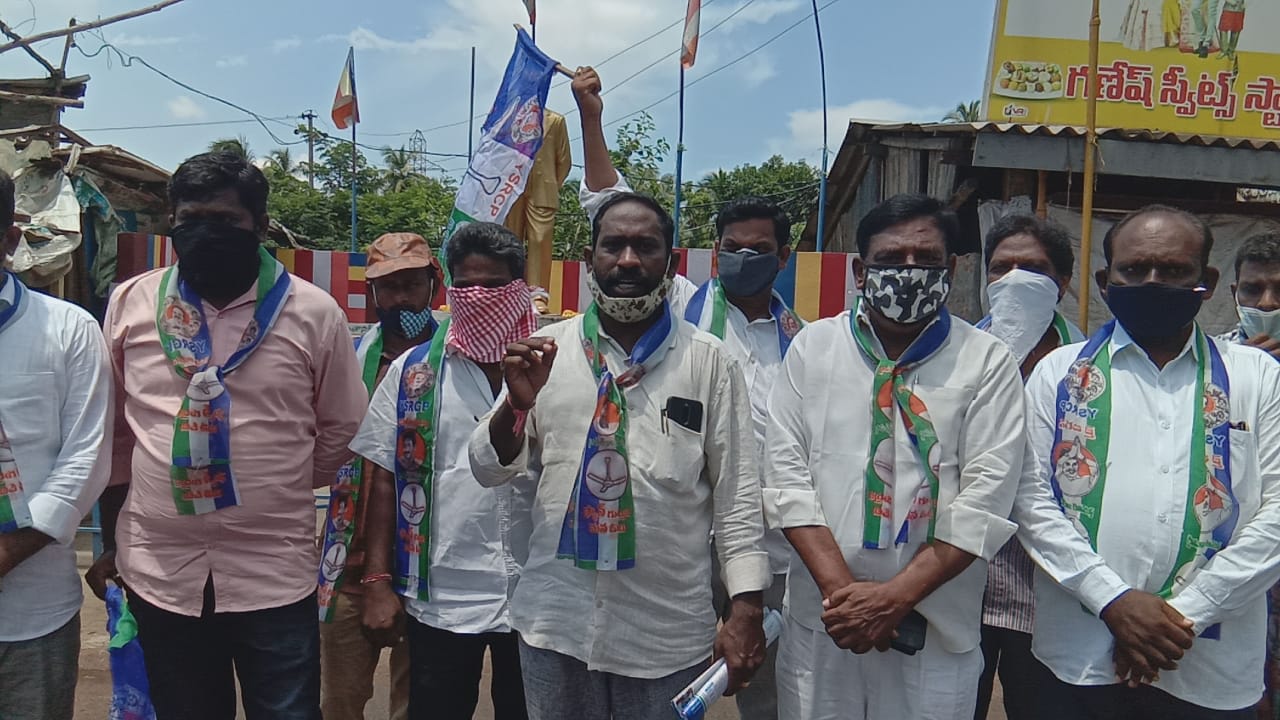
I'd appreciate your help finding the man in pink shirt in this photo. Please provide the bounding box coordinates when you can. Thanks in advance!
[86,151,366,720]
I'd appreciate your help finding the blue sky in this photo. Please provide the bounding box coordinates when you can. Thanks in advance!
[1,0,997,180]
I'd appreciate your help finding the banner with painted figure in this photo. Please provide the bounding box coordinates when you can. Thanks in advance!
[444,29,559,266]
[984,0,1280,139]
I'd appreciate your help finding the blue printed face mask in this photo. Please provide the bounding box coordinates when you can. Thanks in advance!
[376,304,435,340]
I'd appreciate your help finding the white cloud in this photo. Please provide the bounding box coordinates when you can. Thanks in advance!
[167,95,205,120]
[215,55,248,68]
[704,0,804,31]
[772,99,948,160]
[107,32,188,47]
[739,54,777,88]
[272,36,302,53]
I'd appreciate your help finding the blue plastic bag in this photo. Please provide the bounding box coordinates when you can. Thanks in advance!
[106,585,157,720]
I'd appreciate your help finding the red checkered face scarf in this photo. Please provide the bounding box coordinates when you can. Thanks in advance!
[445,280,539,363]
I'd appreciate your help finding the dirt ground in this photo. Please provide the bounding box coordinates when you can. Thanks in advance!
[69,538,1005,720]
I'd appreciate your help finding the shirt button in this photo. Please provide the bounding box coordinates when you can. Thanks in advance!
[1160,465,1171,474]
[596,600,604,609]
[1160,420,1172,430]
[1158,513,1169,524]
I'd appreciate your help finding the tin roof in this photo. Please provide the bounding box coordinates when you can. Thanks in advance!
[847,120,1280,151]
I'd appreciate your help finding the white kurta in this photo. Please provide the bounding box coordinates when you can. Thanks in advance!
[468,313,769,678]
[763,310,1025,720]
[1015,324,1280,711]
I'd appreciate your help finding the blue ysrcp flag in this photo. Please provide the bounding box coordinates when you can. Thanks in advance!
[445,28,559,250]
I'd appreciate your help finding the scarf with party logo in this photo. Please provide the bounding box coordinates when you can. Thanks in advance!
[684,279,804,355]
[392,317,452,600]
[557,303,676,570]
[155,247,291,515]
[0,272,34,533]
[317,322,441,621]
[1051,321,1236,638]
[849,297,952,549]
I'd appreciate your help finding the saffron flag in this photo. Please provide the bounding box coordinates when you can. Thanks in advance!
[443,28,558,266]
[523,0,536,24]
[681,0,701,69]
[332,47,359,130]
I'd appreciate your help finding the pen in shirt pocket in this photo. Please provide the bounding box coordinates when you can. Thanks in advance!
[1232,421,1249,431]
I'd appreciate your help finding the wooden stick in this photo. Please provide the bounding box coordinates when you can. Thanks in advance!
[0,89,84,107]
[512,24,574,77]
[0,21,56,74]
[0,0,185,55]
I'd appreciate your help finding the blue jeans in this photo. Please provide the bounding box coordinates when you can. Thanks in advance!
[519,639,707,720]
[130,578,321,720]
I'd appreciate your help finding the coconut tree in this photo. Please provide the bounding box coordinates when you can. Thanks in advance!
[942,101,982,123]
[208,135,255,161]
[381,146,422,193]
[265,148,296,175]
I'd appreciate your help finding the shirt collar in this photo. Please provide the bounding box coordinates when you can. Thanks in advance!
[201,281,260,314]
[1111,321,1200,364]
[0,272,13,306]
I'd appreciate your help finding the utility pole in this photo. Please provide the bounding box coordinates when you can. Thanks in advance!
[301,110,317,188]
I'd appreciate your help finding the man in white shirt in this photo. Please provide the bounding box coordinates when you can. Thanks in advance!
[685,196,803,720]
[469,191,769,720]
[975,214,1084,720]
[1015,205,1280,718]
[763,193,1026,720]
[571,66,698,316]
[355,222,538,720]
[0,169,113,719]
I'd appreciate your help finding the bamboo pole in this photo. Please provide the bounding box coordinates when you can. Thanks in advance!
[1036,170,1048,219]
[0,89,83,107]
[1079,0,1101,333]
[0,0,185,55]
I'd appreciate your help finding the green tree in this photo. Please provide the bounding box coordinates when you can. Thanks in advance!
[265,148,296,175]
[678,156,821,249]
[315,140,384,196]
[208,135,255,161]
[381,146,423,193]
[942,100,982,123]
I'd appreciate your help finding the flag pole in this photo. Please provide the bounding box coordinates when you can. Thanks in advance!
[673,64,686,249]
[468,46,477,161]
[1078,0,1101,333]
[812,0,830,253]
[350,120,358,253]
[349,47,359,254]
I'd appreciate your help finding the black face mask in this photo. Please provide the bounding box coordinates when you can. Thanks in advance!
[171,222,261,300]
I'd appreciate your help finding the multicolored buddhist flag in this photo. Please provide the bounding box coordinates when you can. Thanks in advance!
[681,0,701,69]
[443,29,559,269]
[331,47,359,130]
[523,0,536,24]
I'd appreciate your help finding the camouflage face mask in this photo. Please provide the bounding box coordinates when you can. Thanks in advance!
[862,265,951,325]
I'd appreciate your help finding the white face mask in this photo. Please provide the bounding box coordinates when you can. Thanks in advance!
[1237,302,1280,341]
[986,268,1061,364]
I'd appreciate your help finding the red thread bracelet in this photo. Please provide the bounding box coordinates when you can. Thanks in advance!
[360,573,392,585]
[506,394,530,436]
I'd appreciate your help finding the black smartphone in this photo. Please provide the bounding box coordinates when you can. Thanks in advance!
[891,610,927,656]
[664,397,704,433]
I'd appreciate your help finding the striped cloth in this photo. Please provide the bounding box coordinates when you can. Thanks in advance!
[444,280,538,364]
[982,535,1037,634]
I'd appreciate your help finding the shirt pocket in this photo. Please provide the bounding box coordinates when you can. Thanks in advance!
[1227,429,1261,526]
[640,414,706,494]
[0,372,60,457]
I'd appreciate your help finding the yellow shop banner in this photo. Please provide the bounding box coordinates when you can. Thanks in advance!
[984,1,1280,139]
